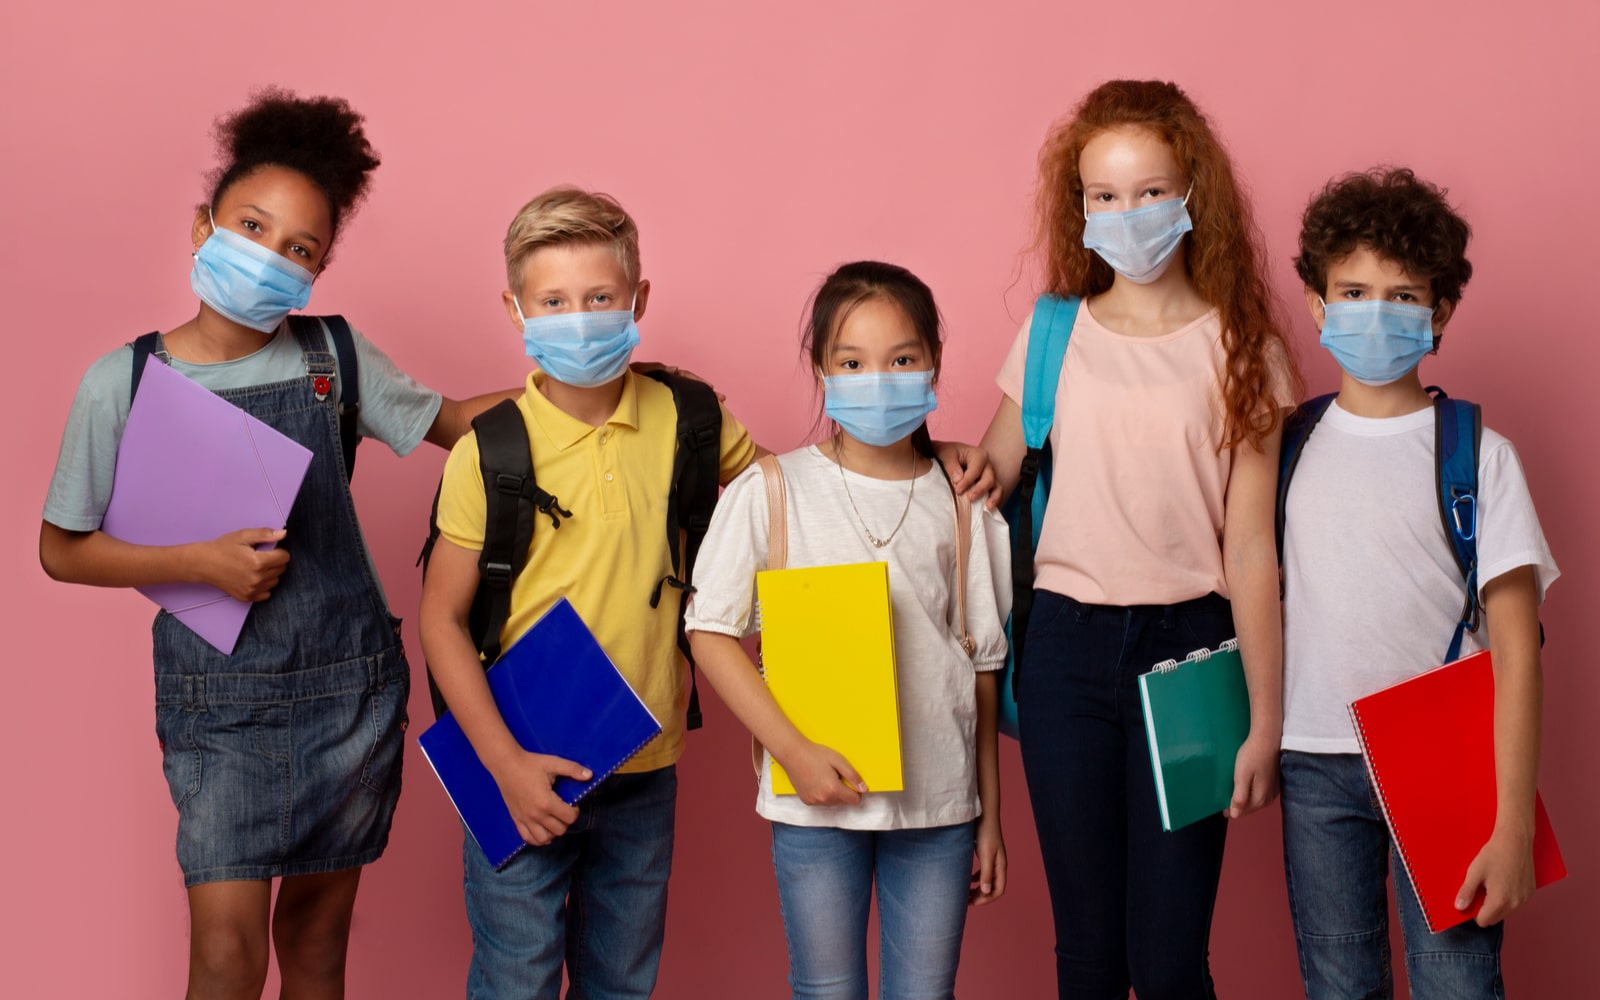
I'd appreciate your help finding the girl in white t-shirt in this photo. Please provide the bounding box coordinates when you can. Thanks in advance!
[978,80,1301,999]
[686,261,1012,999]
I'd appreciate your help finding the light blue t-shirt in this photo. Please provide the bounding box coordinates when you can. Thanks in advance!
[43,320,443,608]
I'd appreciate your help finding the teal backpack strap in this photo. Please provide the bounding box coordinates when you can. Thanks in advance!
[1430,387,1481,662]
[999,293,1080,738]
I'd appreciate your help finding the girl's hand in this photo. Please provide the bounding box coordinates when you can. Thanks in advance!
[1456,826,1536,926]
[492,751,591,847]
[970,815,1007,906]
[932,440,1000,509]
[1227,730,1280,818]
[199,528,291,602]
[782,741,867,807]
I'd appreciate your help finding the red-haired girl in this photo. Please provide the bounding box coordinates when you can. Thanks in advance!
[980,79,1301,999]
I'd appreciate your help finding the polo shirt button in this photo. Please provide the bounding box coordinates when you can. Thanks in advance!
[599,434,607,444]
[604,472,614,482]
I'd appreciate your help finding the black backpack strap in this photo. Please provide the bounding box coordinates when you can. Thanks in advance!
[642,370,723,732]
[473,399,569,666]
[1007,441,1049,684]
[1275,393,1337,596]
[289,314,362,482]
[129,332,165,400]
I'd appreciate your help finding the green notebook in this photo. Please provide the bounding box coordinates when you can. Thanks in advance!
[1138,639,1251,832]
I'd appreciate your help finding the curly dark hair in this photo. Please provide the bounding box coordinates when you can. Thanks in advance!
[206,88,381,252]
[1294,167,1472,305]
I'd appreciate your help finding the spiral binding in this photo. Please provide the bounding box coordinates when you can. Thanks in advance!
[1151,636,1239,674]
[1349,703,1431,929]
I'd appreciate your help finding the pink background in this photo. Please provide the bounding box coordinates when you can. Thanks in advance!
[4,2,1595,995]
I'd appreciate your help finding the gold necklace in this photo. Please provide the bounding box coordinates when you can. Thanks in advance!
[834,437,917,548]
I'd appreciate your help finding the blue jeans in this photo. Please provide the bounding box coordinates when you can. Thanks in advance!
[1017,589,1234,1000]
[1280,751,1505,1000]
[771,821,976,1000]
[462,766,677,1000]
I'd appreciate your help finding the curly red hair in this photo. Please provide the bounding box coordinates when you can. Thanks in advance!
[1034,80,1300,449]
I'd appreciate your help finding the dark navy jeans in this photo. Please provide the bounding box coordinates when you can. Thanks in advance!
[1018,589,1234,1000]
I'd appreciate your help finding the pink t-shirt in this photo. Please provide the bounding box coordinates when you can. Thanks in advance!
[997,301,1285,606]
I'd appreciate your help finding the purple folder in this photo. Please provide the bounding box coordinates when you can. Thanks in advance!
[100,360,313,654]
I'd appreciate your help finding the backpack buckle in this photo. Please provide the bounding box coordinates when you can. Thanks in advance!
[1019,450,1042,481]
[494,473,526,496]
[533,490,573,530]
[689,425,719,450]
[483,561,513,586]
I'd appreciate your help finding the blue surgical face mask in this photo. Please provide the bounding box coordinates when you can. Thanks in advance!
[1318,298,1436,386]
[190,217,315,333]
[823,370,937,448]
[515,295,641,388]
[1081,189,1194,285]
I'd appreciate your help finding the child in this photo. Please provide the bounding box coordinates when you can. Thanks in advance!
[684,261,1012,999]
[1279,168,1558,999]
[38,90,515,998]
[978,80,1300,999]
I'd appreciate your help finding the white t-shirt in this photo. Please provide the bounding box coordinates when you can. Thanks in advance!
[1280,400,1559,754]
[684,445,1012,830]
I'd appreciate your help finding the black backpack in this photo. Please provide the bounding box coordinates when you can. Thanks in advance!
[418,370,724,727]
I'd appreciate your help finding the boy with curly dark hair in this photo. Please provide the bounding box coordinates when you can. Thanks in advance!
[1277,168,1558,999]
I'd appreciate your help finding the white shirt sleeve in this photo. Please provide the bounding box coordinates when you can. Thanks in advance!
[1475,430,1560,604]
[683,461,770,639]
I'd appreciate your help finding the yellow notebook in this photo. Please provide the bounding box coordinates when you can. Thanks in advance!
[756,560,903,795]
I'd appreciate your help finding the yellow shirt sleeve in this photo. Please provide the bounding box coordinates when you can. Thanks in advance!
[435,430,487,551]
[717,402,757,485]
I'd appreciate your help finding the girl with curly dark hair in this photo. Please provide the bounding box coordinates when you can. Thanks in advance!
[39,90,513,998]
[980,79,1302,999]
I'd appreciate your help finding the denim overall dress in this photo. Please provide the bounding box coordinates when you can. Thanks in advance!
[152,322,409,887]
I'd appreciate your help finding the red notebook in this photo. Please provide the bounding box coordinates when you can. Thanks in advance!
[1349,650,1566,932]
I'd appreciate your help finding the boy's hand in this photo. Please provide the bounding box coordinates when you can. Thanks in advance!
[199,528,291,602]
[1456,826,1536,926]
[1227,730,1280,818]
[970,814,1007,906]
[932,440,1000,509]
[493,751,591,847]
[781,741,867,807]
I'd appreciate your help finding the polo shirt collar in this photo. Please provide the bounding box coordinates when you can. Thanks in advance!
[522,370,641,452]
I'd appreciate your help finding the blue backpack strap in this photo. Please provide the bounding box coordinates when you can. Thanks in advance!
[289,314,362,482]
[128,332,165,401]
[1004,293,1080,709]
[1274,393,1338,590]
[1431,388,1481,662]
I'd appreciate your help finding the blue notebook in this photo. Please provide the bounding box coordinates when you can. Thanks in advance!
[418,598,663,869]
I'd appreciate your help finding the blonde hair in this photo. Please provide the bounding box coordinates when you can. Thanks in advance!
[503,186,641,294]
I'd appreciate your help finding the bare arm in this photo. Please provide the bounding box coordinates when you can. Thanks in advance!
[1221,421,1285,819]
[418,536,590,845]
[1456,564,1542,925]
[687,630,866,805]
[971,670,1006,905]
[978,396,1027,508]
[40,521,290,602]
[424,389,523,450]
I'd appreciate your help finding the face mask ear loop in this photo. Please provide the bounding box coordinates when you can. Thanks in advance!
[512,295,528,325]
[1081,192,1090,222]
[1182,183,1195,207]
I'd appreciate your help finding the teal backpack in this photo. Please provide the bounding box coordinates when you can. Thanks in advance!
[998,294,1081,739]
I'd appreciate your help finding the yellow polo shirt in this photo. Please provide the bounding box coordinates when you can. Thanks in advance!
[436,370,755,772]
